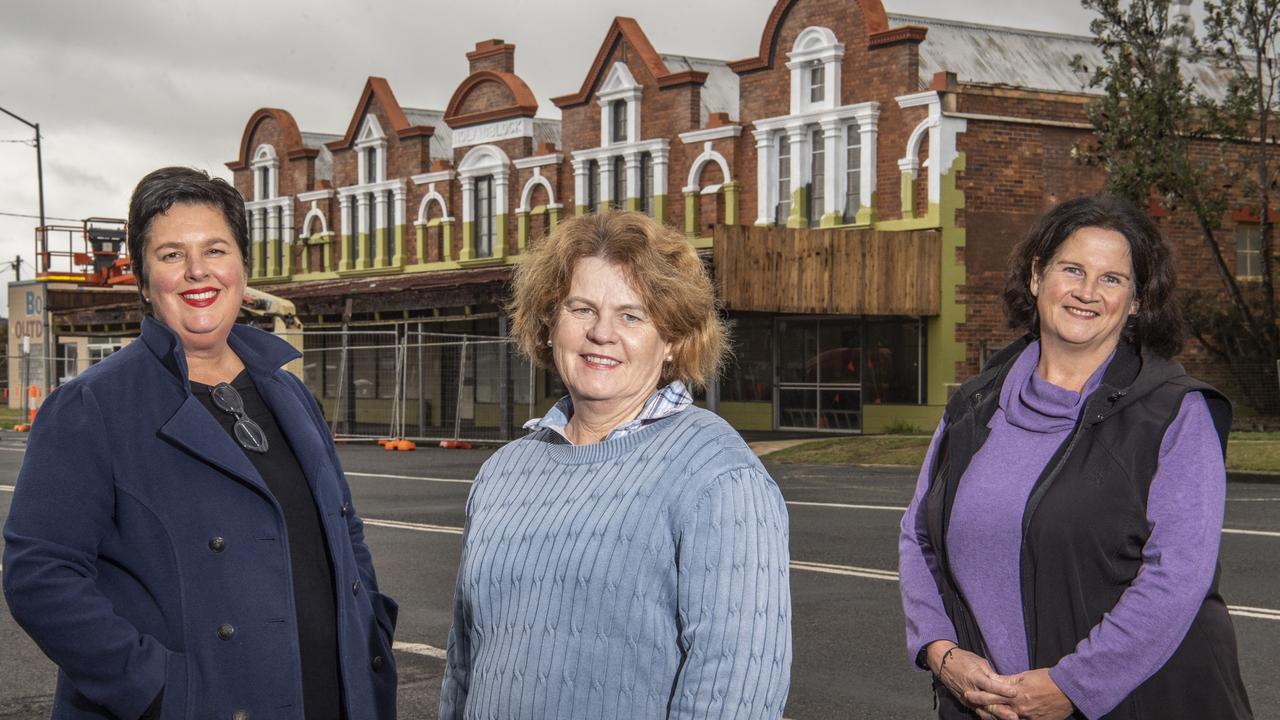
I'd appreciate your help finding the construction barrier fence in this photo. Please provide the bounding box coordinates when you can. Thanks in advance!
[5,327,553,442]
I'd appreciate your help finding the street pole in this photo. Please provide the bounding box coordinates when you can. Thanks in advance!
[0,105,46,230]
[34,123,45,230]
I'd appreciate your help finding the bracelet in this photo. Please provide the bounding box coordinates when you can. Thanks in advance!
[938,646,959,676]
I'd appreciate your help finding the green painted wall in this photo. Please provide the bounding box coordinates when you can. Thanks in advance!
[718,401,773,431]
[862,403,943,434]
[926,154,968,407]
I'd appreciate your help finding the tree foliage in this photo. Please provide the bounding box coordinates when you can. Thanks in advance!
[1074,0,1280,412]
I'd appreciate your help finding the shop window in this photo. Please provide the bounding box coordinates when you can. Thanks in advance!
[719,314,774,403]
[863,318,925,405]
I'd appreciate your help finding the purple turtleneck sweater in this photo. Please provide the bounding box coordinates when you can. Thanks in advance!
[898,342,1226,719]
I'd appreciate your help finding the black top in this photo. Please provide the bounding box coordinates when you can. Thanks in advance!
[191,370,343,720]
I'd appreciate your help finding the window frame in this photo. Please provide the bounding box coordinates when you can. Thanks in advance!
[776,133,792,226]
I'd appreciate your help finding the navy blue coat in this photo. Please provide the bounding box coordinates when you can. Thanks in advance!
[3,317,397,719]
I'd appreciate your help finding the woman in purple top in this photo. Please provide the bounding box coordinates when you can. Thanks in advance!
[898,196,1252,720]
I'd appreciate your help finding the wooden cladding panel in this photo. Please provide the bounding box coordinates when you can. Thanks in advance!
[713,225,940,315]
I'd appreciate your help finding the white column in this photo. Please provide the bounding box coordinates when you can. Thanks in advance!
[860,110,880,211]
[374,191,388,232]
[494,172,509,214]
[821,117,841,221]
[572,159,587,208]
[653,149,669,201]
[787,124,806,208]
[754,129,772,225]
[281,202,295,245]
[460,177,475,223]
[338,195,352,236]
[600,157,614,206]
[356,193,371,235]
[252,208,265,243]
[625,151,640,206]
[627,97,641,144]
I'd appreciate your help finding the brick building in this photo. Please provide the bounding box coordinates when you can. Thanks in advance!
[217,0,1247,435]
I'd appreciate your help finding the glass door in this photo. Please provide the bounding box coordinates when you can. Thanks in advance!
[775,317,862,432]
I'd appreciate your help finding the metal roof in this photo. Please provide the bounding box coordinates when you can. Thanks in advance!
[661,54,740,123]
[300,132,340,183]
[889,13,1231,100]
[533,118,562,149]
[403,107,454,160]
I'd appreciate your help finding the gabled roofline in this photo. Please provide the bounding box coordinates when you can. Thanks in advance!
[551,17,707,109]
[324,77,435,152]
[729,0,899,74]
[444,70,539,128]
[227,108,306,171]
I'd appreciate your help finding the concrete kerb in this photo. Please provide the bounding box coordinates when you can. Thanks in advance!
[748,436,1280,485]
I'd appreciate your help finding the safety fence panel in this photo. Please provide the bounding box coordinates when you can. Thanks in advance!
[299,330,537,443]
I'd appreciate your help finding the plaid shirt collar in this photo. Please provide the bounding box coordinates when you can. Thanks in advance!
[523,380,693,444]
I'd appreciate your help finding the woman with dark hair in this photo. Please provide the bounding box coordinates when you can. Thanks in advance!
[898,195,1252,719]
[439,211,792,719]
[3,167,397,719]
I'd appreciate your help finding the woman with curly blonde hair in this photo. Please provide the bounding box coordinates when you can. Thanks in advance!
[440,211,793,719]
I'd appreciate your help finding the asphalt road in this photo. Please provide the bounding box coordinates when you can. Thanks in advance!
[0,435,1276,718]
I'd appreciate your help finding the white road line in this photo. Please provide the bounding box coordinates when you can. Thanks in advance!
[346,471,472,485]
[363,518,464,535]
[790,561,898,581]
[393,641,448,659]
[1227,497,1280,502]
[0,485,11,493]
[787,501,907,512]
[1222,528,1280,538]
[0,447,28,453]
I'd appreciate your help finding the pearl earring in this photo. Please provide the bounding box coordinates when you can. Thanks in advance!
[546,339,553,347]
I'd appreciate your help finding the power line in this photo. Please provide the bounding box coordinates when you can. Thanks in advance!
[0,210,83,222]
[0,139,36,145]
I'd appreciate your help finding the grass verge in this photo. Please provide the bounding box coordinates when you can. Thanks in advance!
[766,432,1280,474]
[766,436,931,466]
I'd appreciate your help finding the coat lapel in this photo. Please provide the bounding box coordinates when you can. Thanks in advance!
[158,394,271,496]
[255,375,331,490]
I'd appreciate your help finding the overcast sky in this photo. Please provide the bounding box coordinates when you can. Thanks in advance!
[0,0,1098,318]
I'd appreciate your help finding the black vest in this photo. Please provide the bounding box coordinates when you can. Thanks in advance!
[924,338,1252,720]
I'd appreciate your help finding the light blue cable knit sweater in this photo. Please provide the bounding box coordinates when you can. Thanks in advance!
[439,406,792,720]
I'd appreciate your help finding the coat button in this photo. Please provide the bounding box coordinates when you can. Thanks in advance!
[353,580,361,595]
[372,654,385,672]
[217,623,236,641]
[341,502,350,517]
[208,536,226,553]
[232,712,250,720]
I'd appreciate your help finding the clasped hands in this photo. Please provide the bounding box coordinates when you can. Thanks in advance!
[927,641,1073,720]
